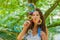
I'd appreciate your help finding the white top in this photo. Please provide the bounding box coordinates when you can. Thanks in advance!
[23,29,41,40]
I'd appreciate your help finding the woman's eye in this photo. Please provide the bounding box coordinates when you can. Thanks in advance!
[36,14,39,16]
[32,14,35,16]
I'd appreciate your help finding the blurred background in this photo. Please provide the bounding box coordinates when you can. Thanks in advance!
[0,0,60,40]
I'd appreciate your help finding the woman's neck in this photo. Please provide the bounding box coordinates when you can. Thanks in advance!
[32,24,38,32]
[32,24,38,36]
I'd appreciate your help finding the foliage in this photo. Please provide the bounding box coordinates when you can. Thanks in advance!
[0,0,60,40]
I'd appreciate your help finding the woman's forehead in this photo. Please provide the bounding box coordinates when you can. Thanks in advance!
[33,11,39,14]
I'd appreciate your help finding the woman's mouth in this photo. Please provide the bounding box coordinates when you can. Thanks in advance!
[35,18,36,21]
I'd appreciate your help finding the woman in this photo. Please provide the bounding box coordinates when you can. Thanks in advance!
[17,8,48,40]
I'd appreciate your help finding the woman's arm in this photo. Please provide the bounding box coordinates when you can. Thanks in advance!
[17,27,27,40]
[41,31,48,40]
[17,20,31,40]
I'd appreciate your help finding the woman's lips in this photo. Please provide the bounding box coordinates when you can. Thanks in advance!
[35,18,36,20]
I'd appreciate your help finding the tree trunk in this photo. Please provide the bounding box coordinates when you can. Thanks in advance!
[28,0,38,5]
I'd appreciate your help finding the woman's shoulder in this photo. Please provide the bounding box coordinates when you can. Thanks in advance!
[41,31,46,36]
[41,31,48,40]
[41,31,48,38]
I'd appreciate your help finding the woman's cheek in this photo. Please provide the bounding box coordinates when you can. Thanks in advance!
[32,18,36,23]
[32,16,37,23]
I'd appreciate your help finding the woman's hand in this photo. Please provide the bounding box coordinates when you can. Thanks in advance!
[23,20,31,29]
[17,20,31,40]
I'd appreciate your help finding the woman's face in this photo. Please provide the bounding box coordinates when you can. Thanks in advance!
[31,11,40,24]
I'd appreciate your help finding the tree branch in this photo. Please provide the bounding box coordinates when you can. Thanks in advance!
[44,0,60,20]
[48,21,60,28]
